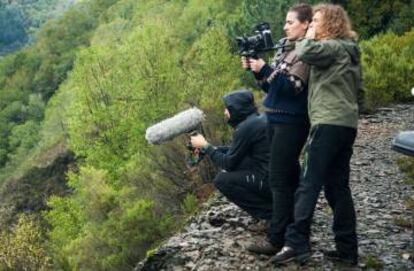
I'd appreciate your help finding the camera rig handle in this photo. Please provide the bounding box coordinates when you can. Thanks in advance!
[186,125,207,168]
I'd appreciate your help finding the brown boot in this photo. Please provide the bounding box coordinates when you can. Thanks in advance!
[246,238,282,255]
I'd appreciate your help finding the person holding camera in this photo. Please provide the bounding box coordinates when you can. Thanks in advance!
[190,89,273,221]
[241,4,312,255]
[271,4,361,265]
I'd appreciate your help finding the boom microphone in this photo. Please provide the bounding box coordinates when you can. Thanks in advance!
[145,107,205,145]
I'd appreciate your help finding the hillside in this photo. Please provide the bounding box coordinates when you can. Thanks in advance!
[137,104,414,271]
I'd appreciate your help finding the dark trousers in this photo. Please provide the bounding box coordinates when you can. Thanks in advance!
[285,124,358,257]
[214,171,272,220]
[266,122,309,246]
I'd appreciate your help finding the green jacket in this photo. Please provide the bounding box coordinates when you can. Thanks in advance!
[296,38,361,129]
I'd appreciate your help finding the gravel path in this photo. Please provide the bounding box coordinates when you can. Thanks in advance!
[136,104,414,271]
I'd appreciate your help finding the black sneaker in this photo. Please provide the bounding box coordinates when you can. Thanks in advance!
[323,250,358,265]
[246,238,282,255]
[270,246,311,265]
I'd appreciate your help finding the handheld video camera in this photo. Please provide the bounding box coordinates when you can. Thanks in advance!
[236,22,276,59]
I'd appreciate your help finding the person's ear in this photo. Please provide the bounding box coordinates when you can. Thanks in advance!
[303,21,310,31]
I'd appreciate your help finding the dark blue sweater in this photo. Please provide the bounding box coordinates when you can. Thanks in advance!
[255,64,309,124]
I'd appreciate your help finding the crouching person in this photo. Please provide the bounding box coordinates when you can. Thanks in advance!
[190,89,272,221]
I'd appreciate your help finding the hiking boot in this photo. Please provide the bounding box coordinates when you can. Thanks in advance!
[323,250,358,265]
[246,238,282,255]
[270,246,310,265]
[247,220,269,233]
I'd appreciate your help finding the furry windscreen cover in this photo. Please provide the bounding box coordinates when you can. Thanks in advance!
[145,107,205,145]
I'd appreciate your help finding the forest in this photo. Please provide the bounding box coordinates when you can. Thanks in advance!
[0,0,76,55]
[0,0,413,270]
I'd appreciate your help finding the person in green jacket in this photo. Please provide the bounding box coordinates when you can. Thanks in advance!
[272,4,361,265]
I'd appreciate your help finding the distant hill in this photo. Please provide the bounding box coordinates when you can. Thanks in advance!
[0,0,76,55]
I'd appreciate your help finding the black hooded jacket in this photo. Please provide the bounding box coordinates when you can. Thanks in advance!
[204,90,270,177]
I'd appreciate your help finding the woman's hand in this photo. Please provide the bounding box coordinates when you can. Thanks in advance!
[305,26,316,39]
[241,56,250,69]
[249,58,266,73]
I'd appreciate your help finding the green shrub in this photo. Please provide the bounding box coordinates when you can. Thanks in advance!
[364,254,384,270]
[0,214,51,271]
[46,166,175,270]
[181,193,199,215]
[396,157,414,185]
[360,30,414,111]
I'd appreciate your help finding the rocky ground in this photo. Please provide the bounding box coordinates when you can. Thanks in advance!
[136,104,414,271]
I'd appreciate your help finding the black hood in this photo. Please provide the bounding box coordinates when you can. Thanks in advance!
[223,89,257,128]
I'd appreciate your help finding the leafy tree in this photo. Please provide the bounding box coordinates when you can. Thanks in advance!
[45,1,246,269]
[0,0,119,176]
[0,0,78,55]
[347,0,414,39]
[0,3,28,53]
